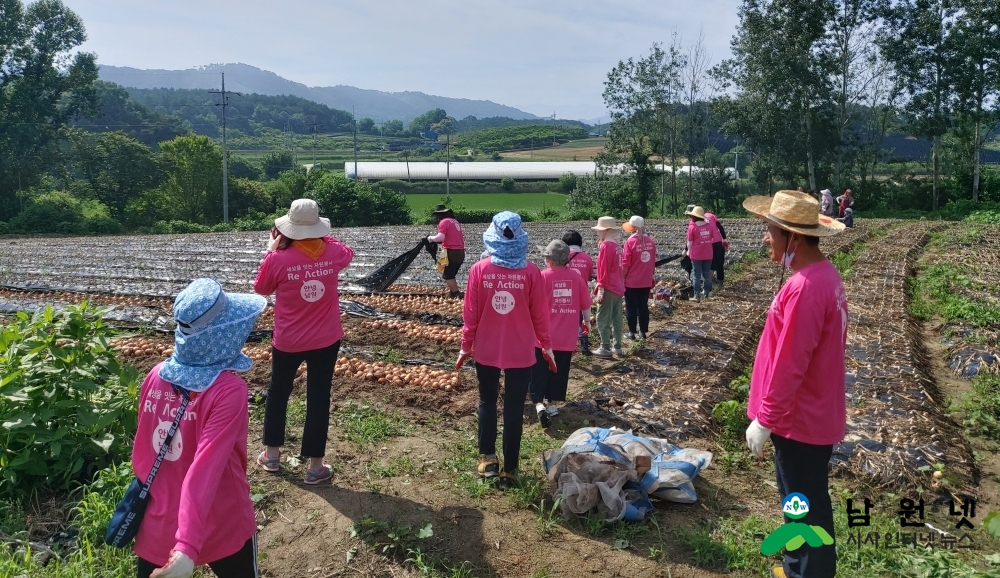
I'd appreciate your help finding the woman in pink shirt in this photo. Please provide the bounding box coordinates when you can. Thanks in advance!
[591,216,625,359]
[458,211,553,489]
[529,240,591,427]
[684,206,715,301]
[621,215,657,340]
[742,191,847,578]
[426,204,466,298]
[254,199,354,484]
[132,278,266,578]
[562,230,595,353]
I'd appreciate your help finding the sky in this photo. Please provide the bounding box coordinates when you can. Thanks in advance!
[64,0,742,121]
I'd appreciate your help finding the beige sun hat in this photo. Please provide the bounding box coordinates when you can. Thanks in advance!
[622,215,645,233]
[684,206,706,220]
[591,216,617,231]
[742,190,845,237]
[274,199,331,240]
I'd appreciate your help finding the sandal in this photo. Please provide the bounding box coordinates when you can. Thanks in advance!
[256,450,280,473]
[477,455,499,478]
[496,472,518,490]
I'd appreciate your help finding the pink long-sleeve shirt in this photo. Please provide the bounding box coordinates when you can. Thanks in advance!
[622,233,657,289]
[254,236,354,353]
[566,247,595,282]
[747,260,849,446]
[132,367,255,566]
[704,213,723,243]
[686,221,714,261]
[462,259,552,368]
[537,266,592,352]
[596,240,625,296]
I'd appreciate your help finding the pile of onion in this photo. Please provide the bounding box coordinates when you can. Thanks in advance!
[334,357,460,391]
[360,319,460,344]
[115,337,173,358]
[353,294,462,317]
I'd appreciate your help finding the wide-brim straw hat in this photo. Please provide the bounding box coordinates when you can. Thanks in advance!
[684,206,706,220]
[742,190,845,237]
[591,216,617,231]
[432,204,453,215]
[159,278,267,392]
[275,198,331,240]
[622,215,645,233]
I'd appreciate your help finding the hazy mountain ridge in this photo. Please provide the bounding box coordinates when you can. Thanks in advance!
[98,63,539,124]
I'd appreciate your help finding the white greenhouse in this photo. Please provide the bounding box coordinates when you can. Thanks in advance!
[344,161,601,181]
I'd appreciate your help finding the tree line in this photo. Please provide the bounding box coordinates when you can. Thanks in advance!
[580,0,1000,219]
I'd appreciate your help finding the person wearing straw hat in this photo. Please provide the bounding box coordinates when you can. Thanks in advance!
[590,216,625,358]
[458,211,554,489]
[131,278,266,578]
[742,190,847,578]
[621,215,656,340]
[254,199,354,485]
[684,206,715,301]
[426,204,466,298]
[530,239,591,426]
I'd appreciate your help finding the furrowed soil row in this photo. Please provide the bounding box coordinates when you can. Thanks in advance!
[836,222,976,489]
[572,220,882,444]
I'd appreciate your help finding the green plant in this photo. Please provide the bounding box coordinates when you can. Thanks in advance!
[0,304,139,497]
[500,177,516,191]
[534,498,563,538]
[336,401,413,446]
[711,399,750,449]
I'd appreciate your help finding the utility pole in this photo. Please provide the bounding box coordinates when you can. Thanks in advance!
[310,116,322,167]
[446,131,450,196]
[352,107,358,179]
[209,72,240,222]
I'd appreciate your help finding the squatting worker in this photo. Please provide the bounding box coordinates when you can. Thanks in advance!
[563,230,595,354]
[591,216,625,359]
[684,206,715,301]
[427,204,466,299]
[254,198,354,485]
[132,278,266,578]
[458,211,553,489]
[742,190,847,578]
[621,215,656,341]
[530,239,591,427]
[704,210,729,286]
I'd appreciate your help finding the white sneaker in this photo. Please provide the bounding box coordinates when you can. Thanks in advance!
[592,347,613,359]
[624,332,636,340]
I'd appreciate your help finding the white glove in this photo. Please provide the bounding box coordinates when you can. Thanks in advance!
[595,287,605,304]
[426,235,436,243]
[150,551,194,578]
[745,419,772,458]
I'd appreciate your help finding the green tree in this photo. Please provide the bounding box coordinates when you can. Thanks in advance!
[601,43,685,216]
[228,155,262,180]
[0,0,99,220]
[881,0,959,210]
[228,177,273,218]
[75,131,161,221]
[355,186,411,226]
[157,135,222,224]
[358,117,375,133]
[409,108,448,135]
[261,150,296,179]
[950,0,1000,201]
[383,119,404,135]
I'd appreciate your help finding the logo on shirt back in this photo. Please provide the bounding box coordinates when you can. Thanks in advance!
[640,251,651,263]
[301,280,325,302]
[153,420,183,461]
[492,290,515,314]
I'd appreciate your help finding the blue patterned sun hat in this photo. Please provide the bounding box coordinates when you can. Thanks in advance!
[158,278,267,392]
[482,211,528,269]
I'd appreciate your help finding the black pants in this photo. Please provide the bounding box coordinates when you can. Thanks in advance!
[137,535,258,578]
[712,242,725,283]
[773,434,836,578]
[476,363,531,474]
[443,249,465,280]
[623,287,650,334]
[263,341,340,458]
[529,348,573,404]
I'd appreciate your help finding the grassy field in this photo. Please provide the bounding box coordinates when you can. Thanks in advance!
[406,192,568,216]
[501,137,608,161]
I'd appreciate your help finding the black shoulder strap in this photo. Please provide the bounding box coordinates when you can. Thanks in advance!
[137,389,190,500]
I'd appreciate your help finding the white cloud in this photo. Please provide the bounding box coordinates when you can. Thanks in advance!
[66,0,740,110]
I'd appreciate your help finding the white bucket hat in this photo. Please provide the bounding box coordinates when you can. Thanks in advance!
[591,216,617,231]
[274,199,331,240]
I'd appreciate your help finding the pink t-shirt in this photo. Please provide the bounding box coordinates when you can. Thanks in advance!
[686,221,714,261]
[704,213,723,243]
[566,248,595,282]
[536,266,592,351]
[254,236,354,353]
[438,218,465,250]
[747,260,848,446]
[461,259,552,368]
[596,240,625,296]
[132,367,256,566]
[622,234,657,289]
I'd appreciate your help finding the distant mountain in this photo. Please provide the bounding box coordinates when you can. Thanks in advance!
[98,63,538,124]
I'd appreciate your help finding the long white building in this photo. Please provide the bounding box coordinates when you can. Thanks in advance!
[344,161,600,181]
